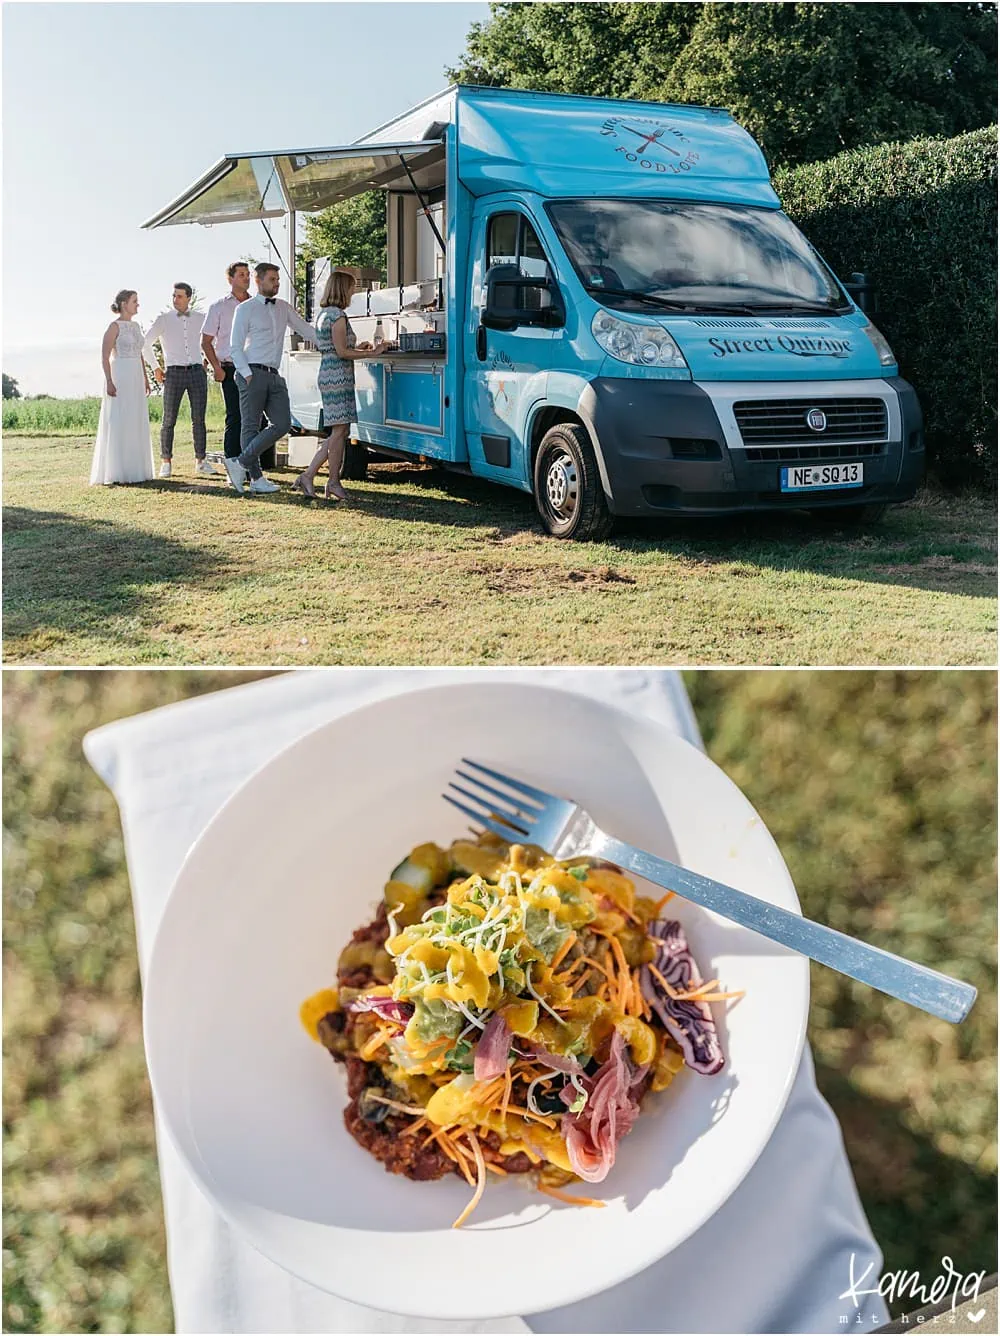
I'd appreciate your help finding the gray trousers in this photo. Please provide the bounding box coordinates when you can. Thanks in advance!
[160,364,208,460]
[235,367,290,479]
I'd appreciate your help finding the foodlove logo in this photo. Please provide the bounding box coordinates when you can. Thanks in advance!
[839,1254,988,1325]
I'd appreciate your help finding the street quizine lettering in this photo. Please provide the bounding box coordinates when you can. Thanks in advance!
[709,334,853,359]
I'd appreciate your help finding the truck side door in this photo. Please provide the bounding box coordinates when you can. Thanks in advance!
[464,204,562,491]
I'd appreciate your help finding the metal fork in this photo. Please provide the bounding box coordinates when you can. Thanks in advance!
[443,759,977,1024]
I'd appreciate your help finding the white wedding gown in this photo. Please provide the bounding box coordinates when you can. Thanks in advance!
[89,319,154,485]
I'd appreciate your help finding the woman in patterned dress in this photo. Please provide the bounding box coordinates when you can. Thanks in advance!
[293,270,382,500]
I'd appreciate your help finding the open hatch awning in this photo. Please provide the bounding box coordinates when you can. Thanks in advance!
[142,140,446,228]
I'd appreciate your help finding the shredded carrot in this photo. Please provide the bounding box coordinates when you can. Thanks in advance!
[451,1134,487,1228]
[500,1063,513,1123]
[570,967,595,997]
[550,931,577,971]
[605,933,632,1011]
[441,1132,477,1186]
[579,954,614,982]
[504,1105,558,1127]
[471,1076,504,1105]
[358,1029,391,1060]
[651,891,676,913]
[537,1181,607,1208]
[648,962,744,1004]
[615,902,643,925]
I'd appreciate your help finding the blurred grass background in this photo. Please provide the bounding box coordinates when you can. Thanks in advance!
[3,670,996,1332]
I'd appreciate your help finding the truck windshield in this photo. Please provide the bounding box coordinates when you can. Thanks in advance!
[546,198,848,313]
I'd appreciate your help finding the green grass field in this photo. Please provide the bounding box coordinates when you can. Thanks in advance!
[3,432,996,666]
[3,671,996,1333]
[2,390,227,434]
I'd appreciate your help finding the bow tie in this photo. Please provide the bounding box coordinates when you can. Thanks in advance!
[264,297,276,306]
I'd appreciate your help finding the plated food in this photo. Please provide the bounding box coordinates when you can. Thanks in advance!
[301,831,742,1226]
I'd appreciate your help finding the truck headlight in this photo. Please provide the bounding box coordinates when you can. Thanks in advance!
[862,320,896,368]
[591,311,689,371]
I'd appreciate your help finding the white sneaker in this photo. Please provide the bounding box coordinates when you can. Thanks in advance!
[196,459,224,476]
[248,476,279,494]
[159,461,172,479]
[223,457,247,493]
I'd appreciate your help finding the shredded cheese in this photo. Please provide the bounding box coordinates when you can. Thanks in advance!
[451,1134,487,1228]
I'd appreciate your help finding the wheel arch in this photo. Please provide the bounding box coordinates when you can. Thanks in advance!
[527,401,613,500]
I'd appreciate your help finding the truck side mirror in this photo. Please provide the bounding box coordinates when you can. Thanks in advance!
[481,265,564,331]
[843,271,876,315]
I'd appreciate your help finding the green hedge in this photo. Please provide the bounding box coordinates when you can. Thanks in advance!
[776,127,997,490]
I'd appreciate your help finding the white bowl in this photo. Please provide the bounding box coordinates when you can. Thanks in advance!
[144,682,808,1319]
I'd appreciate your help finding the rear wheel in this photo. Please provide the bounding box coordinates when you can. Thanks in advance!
[533,423,614,541]
[810,502,887,526]
[341,440,370,481]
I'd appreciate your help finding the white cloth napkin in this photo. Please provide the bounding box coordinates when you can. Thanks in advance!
[84,669,889,1335]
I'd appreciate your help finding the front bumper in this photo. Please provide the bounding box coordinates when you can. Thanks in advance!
[578,376,925,517]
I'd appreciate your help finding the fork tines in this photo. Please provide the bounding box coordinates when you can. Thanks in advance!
[442,758,543,842]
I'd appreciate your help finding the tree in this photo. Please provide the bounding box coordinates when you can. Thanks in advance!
[2,372,21,400]
[667,3,999,168]
[446,2,998,168]
[447,3,702,97]
[300,192,387,280]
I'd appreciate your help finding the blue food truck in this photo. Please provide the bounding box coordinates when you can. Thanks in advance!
[143,85,924,539]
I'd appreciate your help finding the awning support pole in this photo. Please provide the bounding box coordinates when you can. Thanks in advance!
[287,209,298,308]
[397,155,446,254]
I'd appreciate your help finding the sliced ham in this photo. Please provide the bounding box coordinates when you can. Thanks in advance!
[562,1029,642,1183]
[518,1041,585,1076]
[640,919,725,1075]
[474,1012,512,1081]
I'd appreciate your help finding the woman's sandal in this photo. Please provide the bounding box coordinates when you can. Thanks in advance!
[293,475,317,499]
[324,483,348,502]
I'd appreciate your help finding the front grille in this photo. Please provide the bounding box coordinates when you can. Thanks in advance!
[734,397,888,446]
[745,441,886,463]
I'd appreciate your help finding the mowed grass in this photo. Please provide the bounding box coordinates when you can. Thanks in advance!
[3,433,995,666]
[3,671,996,1332]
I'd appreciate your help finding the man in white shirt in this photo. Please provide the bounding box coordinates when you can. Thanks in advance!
[226,262,316,495]
[143,283,222,479]
[201,262,272,480]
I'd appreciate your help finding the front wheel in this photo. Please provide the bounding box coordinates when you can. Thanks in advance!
[533,423,614,540]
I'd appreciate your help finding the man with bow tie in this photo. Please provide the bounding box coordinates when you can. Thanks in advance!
[143,282,221,479]
[226,262,317,495]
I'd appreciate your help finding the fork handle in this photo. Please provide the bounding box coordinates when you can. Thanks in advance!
[600,838,977,1024]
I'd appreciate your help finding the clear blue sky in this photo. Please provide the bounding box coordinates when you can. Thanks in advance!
[2,2,488,395]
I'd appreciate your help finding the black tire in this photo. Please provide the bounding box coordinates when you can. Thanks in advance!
[341,440,370,481]
[810,502,888,527]
[533,422,614,540]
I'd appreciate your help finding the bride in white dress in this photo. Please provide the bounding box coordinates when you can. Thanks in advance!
[90,289,154,485]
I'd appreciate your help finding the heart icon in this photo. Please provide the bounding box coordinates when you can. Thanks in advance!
[967,1309,986,1323]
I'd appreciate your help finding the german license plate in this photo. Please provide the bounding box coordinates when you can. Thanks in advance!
[780,462,864,492]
